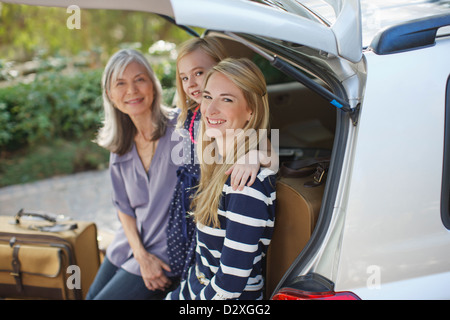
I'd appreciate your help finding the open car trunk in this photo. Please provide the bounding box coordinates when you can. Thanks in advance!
[203,31,359,297]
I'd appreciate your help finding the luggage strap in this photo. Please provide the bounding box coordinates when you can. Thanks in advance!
[11,245,23,293]
[279,158,330,188]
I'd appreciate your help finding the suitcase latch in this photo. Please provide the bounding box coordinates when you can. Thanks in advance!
[9,236,16,247]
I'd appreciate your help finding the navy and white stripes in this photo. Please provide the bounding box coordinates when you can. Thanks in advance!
[166,168,276,300]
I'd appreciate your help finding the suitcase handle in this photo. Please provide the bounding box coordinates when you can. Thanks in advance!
[14,209,78,232]
[15,209,59,224]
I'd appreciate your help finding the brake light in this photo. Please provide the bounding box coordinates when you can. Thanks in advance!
[272,288,360,300]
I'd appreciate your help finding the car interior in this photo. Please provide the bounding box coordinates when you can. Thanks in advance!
[208,34,337,297]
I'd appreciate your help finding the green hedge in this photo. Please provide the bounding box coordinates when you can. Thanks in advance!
[0,68,104,151]
[0,138,110,186]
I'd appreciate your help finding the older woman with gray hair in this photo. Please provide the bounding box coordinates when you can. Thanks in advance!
[86,49,180,300]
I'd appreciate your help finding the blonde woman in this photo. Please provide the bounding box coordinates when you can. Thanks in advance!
[166,58,276,300]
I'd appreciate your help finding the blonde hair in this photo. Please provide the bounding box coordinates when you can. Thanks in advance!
[175,36,227,130]
[192,58,270,227]
[95,49,169,155]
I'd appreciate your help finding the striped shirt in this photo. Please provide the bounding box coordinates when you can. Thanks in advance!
[166,168,276,300]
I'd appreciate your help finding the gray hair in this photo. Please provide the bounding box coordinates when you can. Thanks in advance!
[95,49,169,155]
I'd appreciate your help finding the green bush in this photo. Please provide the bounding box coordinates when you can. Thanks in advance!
[0,68,104,151]
[0,138,110,187]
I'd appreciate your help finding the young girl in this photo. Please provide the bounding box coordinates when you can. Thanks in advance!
[166,37,227,280]
[166,58,276,300]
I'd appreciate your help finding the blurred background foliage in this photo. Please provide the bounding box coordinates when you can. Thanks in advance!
[0,3,197,187]
[0,3,192,61]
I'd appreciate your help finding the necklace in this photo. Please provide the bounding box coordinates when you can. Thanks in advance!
[138,135,156,172]
[150,140,156,163]
[189,105,200,144]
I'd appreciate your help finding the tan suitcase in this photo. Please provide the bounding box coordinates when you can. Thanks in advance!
[266,159,328,298]
[0,209,100,299]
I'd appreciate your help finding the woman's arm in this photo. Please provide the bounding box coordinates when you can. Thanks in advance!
[118,210,172,291]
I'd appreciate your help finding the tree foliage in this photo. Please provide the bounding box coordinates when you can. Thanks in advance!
[0,3,196,61]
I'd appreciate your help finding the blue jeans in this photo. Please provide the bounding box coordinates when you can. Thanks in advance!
[86,257,177,300]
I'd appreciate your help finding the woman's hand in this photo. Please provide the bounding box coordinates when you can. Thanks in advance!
[134,249,172,291]
[117,210,172,291]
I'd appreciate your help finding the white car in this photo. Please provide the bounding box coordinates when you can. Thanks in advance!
[4,0,450,300]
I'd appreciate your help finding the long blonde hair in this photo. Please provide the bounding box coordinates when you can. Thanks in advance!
[192,58,270,228]
[175,36,227,130]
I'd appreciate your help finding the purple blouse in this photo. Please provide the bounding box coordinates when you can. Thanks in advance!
[106,119,180,277]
